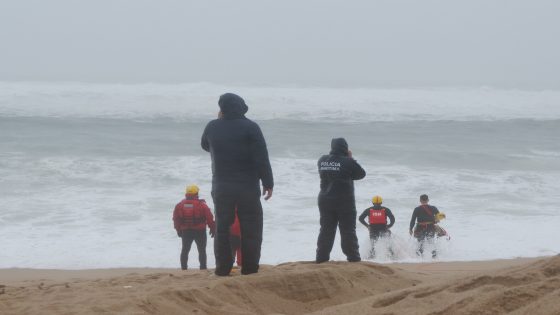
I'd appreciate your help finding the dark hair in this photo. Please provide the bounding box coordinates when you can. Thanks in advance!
[420,194,429,202]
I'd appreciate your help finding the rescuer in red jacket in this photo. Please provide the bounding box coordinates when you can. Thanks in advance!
[358,195,395,258]
[173,185,216,270]
[230,209,242,267]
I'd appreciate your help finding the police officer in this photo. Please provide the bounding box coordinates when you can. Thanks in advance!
[316,138,366,263]
[358,195,395,258]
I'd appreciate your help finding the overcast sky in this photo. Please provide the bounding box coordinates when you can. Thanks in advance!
[1,0,559,88]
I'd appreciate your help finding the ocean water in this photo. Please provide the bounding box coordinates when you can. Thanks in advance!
[1,82,559,269]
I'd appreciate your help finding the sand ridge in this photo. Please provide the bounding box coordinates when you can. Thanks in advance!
[1,256,559,314]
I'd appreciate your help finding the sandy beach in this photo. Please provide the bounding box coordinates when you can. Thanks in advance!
[1,256,559,315]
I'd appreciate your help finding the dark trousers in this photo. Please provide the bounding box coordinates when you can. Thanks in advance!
[368,227,391,259]
[213,188,263,276]
[180,229,207,270]
[316,198,361,263]
[369,227,390,240]
[414,224,437,258]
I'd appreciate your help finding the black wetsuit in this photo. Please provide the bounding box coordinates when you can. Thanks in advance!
[409,204,440,257]
[201,93,274,276]
[359,206,395,258]
[409,205,439,237]
[316,138,366,263]
[358,206,395,239]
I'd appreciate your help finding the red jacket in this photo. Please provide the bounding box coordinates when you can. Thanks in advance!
[230,211,241,236]
[173,197,215,232]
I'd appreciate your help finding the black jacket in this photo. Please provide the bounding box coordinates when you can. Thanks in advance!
[201,93,274,191]
[318,138,366,202]
[359,206,395,229]
[409,204,439,231]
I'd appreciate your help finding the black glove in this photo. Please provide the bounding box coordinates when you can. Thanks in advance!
[209,228,216,238]
[177,230,182,238]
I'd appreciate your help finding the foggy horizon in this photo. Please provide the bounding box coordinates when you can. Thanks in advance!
[1,0,559,89]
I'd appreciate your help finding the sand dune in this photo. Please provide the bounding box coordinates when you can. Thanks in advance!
[1,256,559,314]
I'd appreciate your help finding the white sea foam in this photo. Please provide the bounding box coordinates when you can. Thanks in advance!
[1,154,559,268]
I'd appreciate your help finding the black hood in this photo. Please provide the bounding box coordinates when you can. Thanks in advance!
[218,93,249,119]
[330,138,349,156]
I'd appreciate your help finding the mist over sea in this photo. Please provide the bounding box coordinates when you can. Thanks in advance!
[1,82,559,269]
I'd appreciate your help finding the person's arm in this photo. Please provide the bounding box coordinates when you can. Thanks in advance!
[358,209,369,228]
[201,123,210,152]
[202,202,216,237]
[409,208,418,234]
[386,208,396,228]
[250,123,274,199]
[349,158,366,180]
[173,204,182,237]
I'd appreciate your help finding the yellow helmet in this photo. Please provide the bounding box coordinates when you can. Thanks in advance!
[186,184,200,195]
[435,212,446,222]
[372,195,383,204]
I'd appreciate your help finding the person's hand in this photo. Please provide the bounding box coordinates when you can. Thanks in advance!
[209,228,216,238]
[177,230,182,238]
[409,229,413,236]
[263,187,273,200]
[347,149,353,158]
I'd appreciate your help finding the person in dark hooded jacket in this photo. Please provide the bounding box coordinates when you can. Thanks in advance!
[201,93,273,276]
[316,138,366,263]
